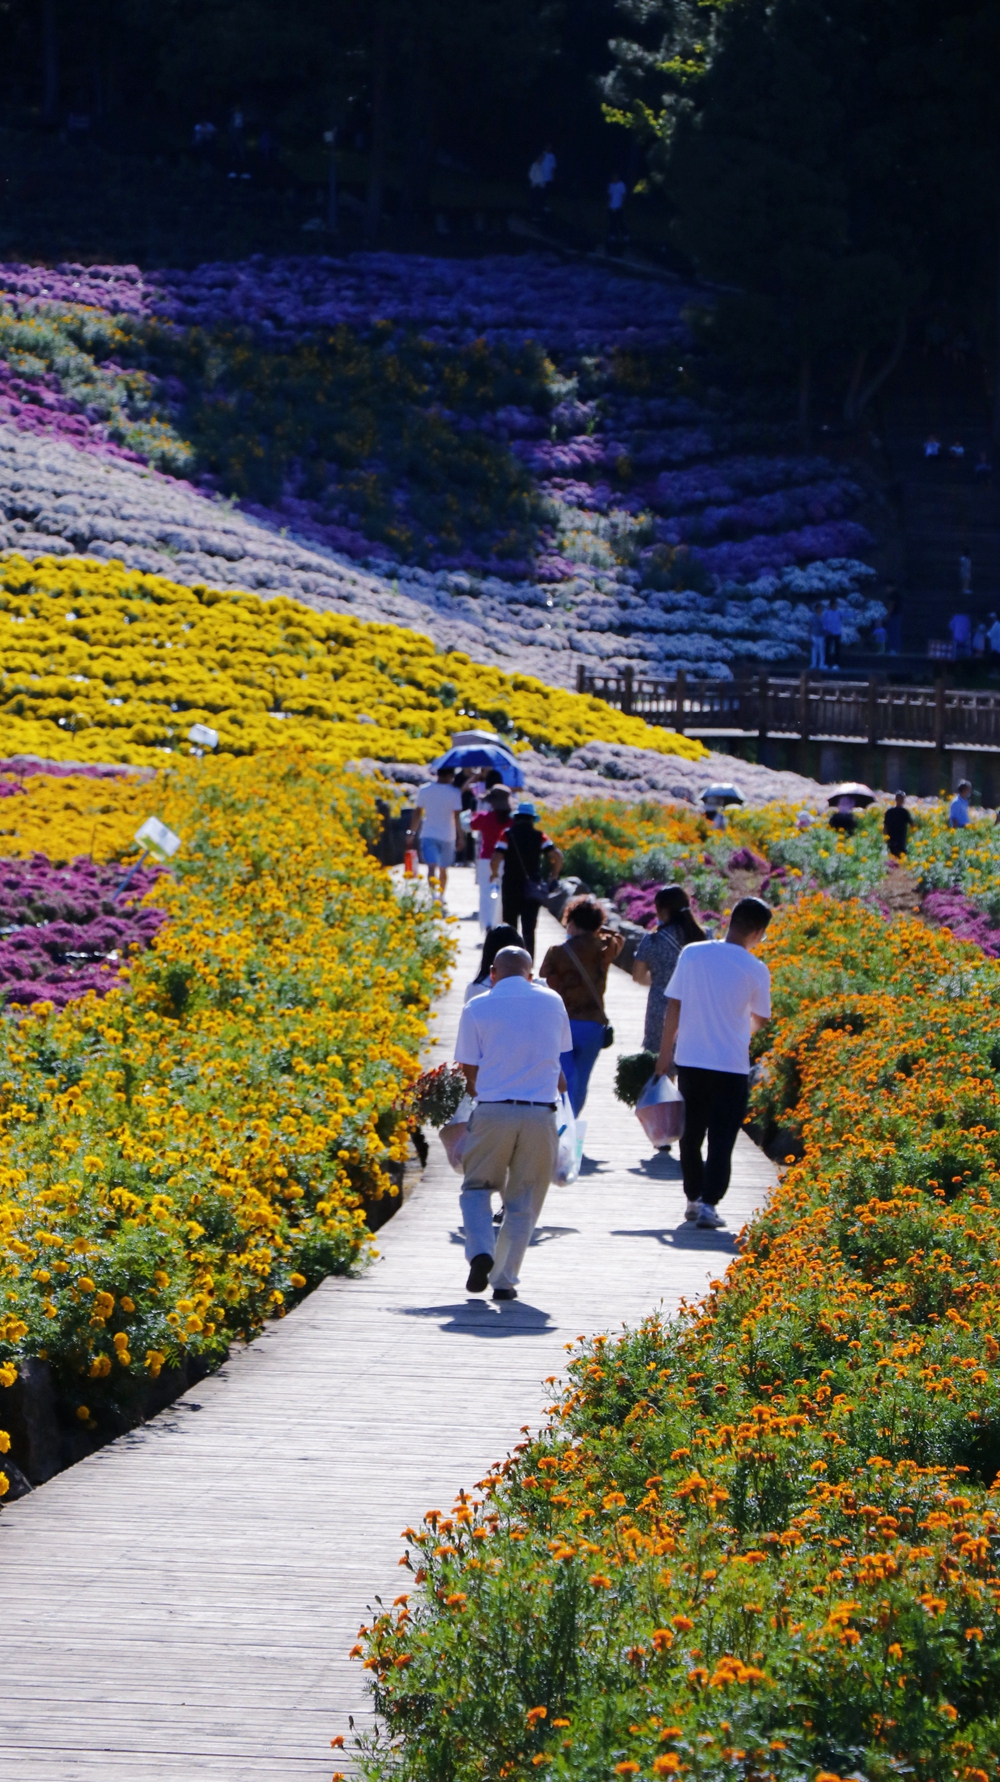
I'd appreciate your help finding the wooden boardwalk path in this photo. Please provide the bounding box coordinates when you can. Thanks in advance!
[0,869,776,1780]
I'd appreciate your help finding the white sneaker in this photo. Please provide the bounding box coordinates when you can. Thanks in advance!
[684,1200,701,1222]
[696,1203,727,1229]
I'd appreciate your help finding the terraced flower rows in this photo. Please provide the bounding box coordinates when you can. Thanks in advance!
[0,553,706,768]
[0,252,885,682]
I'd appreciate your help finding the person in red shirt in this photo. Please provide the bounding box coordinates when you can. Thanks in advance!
[470,785,512,931]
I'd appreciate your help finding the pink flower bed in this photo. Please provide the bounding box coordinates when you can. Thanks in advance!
[921,889,1000,958]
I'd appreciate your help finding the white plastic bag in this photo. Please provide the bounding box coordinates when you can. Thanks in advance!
[554,1094,585,1185]
[635,1073,685,1146]
[440,1094,475,1174]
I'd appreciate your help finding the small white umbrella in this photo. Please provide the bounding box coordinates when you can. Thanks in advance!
[827,781,876,808]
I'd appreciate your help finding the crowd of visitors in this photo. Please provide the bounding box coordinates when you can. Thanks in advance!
[435,775,986,1301]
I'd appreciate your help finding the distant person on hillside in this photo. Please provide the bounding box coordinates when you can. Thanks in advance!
[408,764,463,902]
[633,885,706,1056]
[883,791,914,858]
[950,440,966,462]
[923,435,941,459]
[606,176,627,252]
[950,609,972,656]
[193,121,217,163]
[822,597,843,670]
[829,796,857,837]
[528,146,556,221]
[655,896,772,1230]
[886,598,903,655]
[809,601,826,668]
[974,621,987,661]
[987,611,1000,664]
[960,553,973,596]
[975,450,993,483]
[949,780,972,828]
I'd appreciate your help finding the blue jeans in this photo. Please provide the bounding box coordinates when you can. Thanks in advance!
[560,1019,605,1117]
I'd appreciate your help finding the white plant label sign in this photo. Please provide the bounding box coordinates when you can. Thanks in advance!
[135,816,182,861]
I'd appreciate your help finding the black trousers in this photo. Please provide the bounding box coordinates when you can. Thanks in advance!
[501,879,540,960]
[676,1066,749,1206]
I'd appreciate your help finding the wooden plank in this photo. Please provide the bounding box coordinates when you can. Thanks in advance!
[1,870,776,1779]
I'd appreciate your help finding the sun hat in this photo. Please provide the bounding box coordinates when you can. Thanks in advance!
[515,800,537,816]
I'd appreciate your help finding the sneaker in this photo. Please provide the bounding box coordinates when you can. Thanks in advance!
[696,1203,727,1229]
[492,1286,517,1301]
[466,1253,493,1293]
[684,1200,701,1222]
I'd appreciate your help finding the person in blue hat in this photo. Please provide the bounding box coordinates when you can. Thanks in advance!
[492,801,561,961]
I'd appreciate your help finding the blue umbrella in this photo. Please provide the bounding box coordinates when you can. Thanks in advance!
[433,743,525,788]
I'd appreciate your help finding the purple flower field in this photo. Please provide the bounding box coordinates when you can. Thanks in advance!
[0,250,884,681]
[0,855,165,1008]
[0,253,691,352]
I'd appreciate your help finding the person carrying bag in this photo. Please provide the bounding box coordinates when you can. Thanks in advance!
[539,896,623,1117]
[492,802,561,961]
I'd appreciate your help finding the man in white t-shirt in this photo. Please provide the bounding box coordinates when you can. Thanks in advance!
[655,896,772,1230]
[408,765,463,899]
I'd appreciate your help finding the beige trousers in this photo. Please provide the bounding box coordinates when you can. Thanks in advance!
[459,1102,558,1291]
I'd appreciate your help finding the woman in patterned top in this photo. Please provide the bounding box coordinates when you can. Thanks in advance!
[632,884,705,1054]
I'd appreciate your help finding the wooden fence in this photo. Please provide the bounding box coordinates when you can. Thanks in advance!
[576,667,1000,752]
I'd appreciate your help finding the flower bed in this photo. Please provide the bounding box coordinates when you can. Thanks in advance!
[0,253,885,681]
[0,854,165,1008]
[0,750,449,1489]
[0,766,155,859]
[354,893,1000,1782]
[0,554,706,768]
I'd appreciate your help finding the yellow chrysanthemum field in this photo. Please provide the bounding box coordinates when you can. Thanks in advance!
[0,553,706,768]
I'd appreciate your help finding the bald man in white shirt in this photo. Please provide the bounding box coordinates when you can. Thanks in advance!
[454,946,570,1301]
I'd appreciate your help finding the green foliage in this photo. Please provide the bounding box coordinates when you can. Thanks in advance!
[607,0,1000,423]
[614,1049,656,1106]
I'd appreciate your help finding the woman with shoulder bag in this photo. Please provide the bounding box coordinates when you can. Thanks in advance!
[492,801,562,961]
[539,895,623,1116]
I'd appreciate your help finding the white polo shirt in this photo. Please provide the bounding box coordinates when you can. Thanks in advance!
[665,939,770,1076]
[455,976,572,1103]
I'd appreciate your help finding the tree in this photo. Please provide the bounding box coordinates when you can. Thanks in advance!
[606,0,1000,435]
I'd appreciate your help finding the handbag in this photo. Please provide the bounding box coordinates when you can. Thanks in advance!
[507,830,550,905]
[560,940,615,1049]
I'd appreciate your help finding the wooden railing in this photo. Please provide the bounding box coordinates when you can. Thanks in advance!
[576,666,1000,752]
